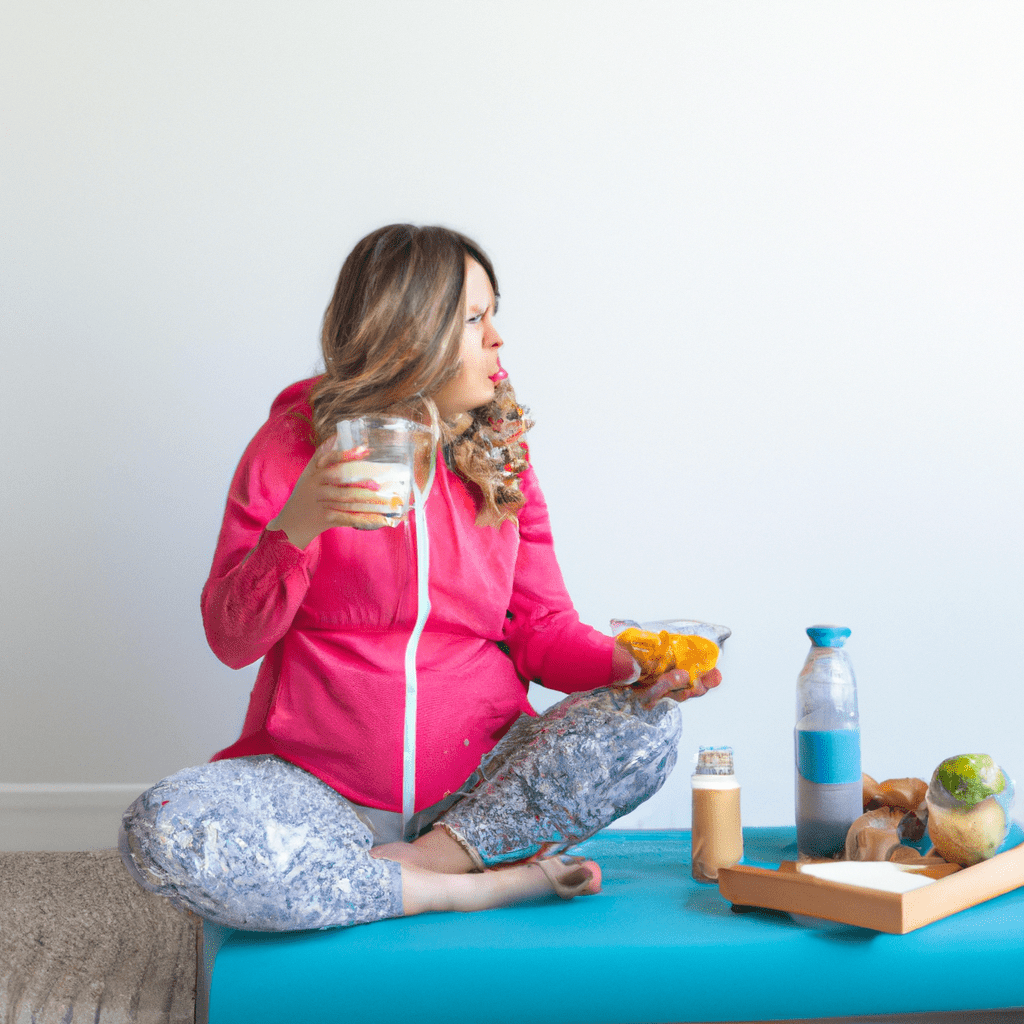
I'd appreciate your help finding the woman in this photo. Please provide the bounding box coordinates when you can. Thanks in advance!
[119,224,722,931]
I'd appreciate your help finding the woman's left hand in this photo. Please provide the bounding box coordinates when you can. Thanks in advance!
[632,667,723,710]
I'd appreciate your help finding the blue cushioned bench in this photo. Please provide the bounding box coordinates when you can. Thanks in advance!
[198,827,1024,1024]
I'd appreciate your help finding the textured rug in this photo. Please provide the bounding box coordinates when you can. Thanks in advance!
[0,848,197,1024]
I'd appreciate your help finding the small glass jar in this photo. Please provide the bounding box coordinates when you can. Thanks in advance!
[691,745,743,882]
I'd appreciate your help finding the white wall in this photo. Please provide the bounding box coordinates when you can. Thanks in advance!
[3,1,1022,842]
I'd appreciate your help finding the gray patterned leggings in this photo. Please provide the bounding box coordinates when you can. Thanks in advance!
[119,687,681,932]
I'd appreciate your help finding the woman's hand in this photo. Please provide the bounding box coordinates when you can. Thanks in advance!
[632,667,722,710]
[611,638,722,709]
[267,438,391,548]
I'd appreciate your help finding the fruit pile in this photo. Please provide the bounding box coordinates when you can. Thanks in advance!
[849,754,1015,868]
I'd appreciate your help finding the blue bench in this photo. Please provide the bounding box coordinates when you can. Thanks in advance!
[198,827,1024,1023]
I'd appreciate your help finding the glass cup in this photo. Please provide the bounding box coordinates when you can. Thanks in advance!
[335,416,432,525]
[610,619,732,646]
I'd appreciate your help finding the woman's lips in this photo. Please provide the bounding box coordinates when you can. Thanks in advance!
[489,359,508,383]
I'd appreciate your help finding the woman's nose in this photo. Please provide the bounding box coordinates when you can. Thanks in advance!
[485,321,503,348]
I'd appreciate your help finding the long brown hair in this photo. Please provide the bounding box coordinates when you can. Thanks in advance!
[310,224,532,525]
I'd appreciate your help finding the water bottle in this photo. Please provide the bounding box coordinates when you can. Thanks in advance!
[794,625,862,857]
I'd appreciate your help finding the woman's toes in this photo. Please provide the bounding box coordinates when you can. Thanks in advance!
[536,856,602,899]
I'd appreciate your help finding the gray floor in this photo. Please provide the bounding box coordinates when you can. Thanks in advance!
[0,848,197,1024]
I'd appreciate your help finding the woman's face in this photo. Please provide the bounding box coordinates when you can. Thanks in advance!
[433,257,506,419]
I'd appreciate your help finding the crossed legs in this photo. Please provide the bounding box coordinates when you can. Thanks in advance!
[119,687,680,931]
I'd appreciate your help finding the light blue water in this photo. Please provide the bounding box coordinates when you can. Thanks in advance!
[796,727,861,785]
[795,727,862,858]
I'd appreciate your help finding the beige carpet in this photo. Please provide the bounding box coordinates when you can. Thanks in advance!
[0,849,197,1024]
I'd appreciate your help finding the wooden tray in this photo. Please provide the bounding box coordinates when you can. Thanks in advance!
[717,840,1024,934]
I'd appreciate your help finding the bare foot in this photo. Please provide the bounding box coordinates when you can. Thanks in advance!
[536,856,602,899]
[395,856,602,917]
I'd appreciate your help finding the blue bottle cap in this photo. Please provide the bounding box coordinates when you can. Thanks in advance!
[806,624,851,648]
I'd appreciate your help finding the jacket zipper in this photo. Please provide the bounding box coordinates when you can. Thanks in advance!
[401,446,437,831]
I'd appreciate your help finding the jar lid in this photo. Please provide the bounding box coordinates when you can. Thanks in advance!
[695,745,734,775]
[807,625,851,648]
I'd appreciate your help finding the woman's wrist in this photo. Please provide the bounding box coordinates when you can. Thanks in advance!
[267,514,316,550]
[611,642,642,685]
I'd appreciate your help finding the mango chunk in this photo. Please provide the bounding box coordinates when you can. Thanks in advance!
[617,628,719,685]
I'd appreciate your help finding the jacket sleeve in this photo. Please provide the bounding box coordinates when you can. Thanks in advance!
[501,467,616,692]
[201,416,322,669]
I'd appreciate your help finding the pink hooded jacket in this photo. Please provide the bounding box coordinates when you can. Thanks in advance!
[202,379,617,814]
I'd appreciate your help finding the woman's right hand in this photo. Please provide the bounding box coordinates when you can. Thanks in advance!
[267,438,391,548]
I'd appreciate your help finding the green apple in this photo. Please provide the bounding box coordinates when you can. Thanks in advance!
[926,753,1012,867]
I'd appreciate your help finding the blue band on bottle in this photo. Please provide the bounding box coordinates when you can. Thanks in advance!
[797,729,862,785]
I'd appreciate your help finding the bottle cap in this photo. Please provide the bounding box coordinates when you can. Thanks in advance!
[695,745,734,775]
[806,625,851,648]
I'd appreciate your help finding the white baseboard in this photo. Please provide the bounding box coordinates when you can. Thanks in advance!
[0,784,152,852]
